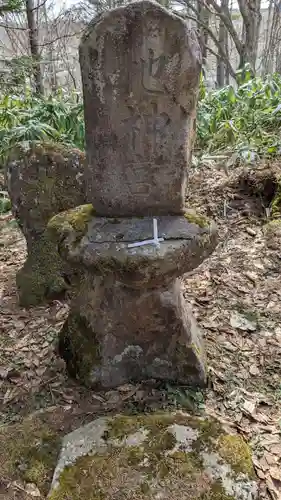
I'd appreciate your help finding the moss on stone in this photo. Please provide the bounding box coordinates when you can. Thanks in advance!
[49,414,199,500]
[200,481,235,499]
[8,141,86,233]
[0,416,61,496]
[270,177,281,217]
[58,310,101,387]
[192,418,223,450]
[50,412,257,500]
[184,210,209,229]
[106,413,181,441]
[217,435,255,477]
[16,231,68,307]
[47,204,95,244]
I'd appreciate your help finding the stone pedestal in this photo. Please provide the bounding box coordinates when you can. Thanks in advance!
[48,208,217,388]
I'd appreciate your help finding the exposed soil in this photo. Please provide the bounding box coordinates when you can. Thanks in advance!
[0,163,280,499]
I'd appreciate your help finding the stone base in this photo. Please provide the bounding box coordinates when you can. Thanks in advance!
[49,412,258,500]
[58,276,206,388]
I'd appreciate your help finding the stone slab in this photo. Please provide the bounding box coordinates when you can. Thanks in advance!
[80,0,201,216]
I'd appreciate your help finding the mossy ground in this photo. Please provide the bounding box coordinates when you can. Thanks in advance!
[217,435,255,477]
[50,412,255,500]
[0,414,61,496]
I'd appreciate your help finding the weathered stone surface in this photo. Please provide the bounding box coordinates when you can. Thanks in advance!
[47,2,215,390]
[5,142,86,306]
[80,0,201,216]
[48,207,217,387]
[58,277,206,388]
[49,412,259,499]
[49,209,217,288]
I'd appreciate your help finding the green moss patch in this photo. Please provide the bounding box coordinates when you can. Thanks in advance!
[184,210,209,228]
[200,480,235,499]
[16,231,68,307]
[217,435,255,477]
[47,204,95,244]
[49,412,256,500]
[0,415,61,495]
[58,310,101,386]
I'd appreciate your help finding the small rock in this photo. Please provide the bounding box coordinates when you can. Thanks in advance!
[118,384,136,393]
[230,312,257,332]
[0,366,20,380]
[25,483,41,497]
[105,390,121,404]
[249,365,260,376]
[245,227,257,236]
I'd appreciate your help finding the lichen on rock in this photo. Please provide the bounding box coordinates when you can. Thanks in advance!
[16,231,68,307]
[49,412,258,500]
[5,141,87,306]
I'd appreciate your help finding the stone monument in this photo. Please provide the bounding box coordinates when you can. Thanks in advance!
[48,0,217,388]
[5,143,86,306]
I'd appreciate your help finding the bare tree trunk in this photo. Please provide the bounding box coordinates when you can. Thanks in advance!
[225,28,230,84]
[197,0,210,66]
[216,0,230,87]
[42,1,57,92]
[216,23,225,85]
[237,0,262,71]
[25,0,43,94]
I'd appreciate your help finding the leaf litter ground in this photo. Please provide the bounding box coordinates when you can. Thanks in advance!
[0,165,280,499]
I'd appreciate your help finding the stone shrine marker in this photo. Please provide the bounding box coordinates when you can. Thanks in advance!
[80,0,201,216]
[49,0,217,388]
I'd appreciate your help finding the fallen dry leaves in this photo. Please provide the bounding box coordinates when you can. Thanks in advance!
[183,162,281,500]
[1,163,281,499]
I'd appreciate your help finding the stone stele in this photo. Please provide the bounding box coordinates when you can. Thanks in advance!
[48,412,259,500]
[80,0,201,216]
[5,142,86,307]
[49,1,217,388]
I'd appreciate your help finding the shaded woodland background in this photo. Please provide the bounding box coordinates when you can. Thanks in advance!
[1,0,281,188]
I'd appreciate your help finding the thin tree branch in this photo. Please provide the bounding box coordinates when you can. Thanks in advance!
[173,10,236,78]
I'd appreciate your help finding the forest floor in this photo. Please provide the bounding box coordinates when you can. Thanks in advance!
[0,164,281,499]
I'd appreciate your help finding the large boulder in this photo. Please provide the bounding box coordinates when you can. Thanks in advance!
[49,411,259,499]
[5,142,86,306]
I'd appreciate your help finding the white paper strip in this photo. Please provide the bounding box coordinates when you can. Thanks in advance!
[128,218,164,248]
